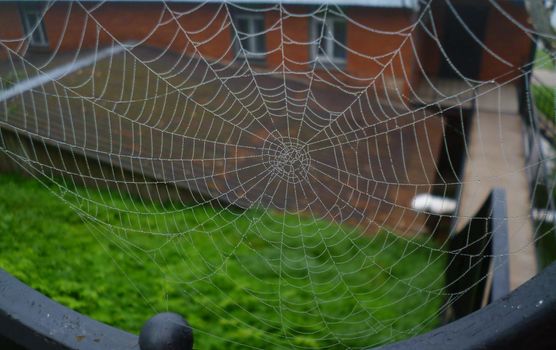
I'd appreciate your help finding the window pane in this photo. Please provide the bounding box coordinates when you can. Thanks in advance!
[333,20,346,60]
[237,18,251,52]
[254,35,265,54]
[26,13,42,44]
[24,10,48,46]
[26,13,38,30]
[254,18,265,33]
[237,18,249,33]
[253,18,265,54]
[316,22,329,56]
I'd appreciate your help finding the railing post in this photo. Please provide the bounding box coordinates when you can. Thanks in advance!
[445,189,511,320]
[490,188,510,301]
[139,312,193,350]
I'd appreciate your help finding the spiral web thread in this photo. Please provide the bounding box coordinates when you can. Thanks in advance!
[0,0,555,348]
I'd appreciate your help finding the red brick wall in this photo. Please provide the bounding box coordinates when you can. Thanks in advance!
[264,9,282,69]
[261,5,313,74]
[43,3,106,52]
[480,3,533,82]
[42,2,233,61]
[1,2,533,87]
[261,6,415,92]
[0,4,25,61]
[0,3,421,101]
[414,4,445,79]
[349,8,416,97]
[346,8,413,79]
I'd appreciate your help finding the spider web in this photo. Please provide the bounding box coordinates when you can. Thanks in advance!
[0,0,554,348]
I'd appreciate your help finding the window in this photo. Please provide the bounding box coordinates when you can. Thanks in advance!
[20,6,48,47]
[312,16,346,64]
[235,14,265,59]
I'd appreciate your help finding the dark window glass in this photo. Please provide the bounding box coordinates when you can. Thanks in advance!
[22,8,48,47]
[237,18,251,52]
[314,17,346,62]
[316,21,329,56]
[333,20,346,60]
[27,14,41,44]
[254,18,265,54]
[235,15,265,56]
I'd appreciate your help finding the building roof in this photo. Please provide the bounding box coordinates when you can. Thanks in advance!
[42,0,419,10]
[0,46,442,234]
[163,0,418,8]
[30,0,528,10]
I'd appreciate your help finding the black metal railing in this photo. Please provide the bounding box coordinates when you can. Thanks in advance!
[0,268,193,350]
[444,188,510,320]
[377,259,556,350]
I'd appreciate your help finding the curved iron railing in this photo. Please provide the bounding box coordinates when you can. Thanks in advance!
[378,260,556,350]
[0,268,193,350]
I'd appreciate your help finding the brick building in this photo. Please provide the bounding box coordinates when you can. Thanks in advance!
[0,0,534,92]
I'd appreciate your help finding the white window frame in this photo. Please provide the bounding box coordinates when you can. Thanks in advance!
[235,13,265,59]
[311,16,346,64]
[21,7,49,47]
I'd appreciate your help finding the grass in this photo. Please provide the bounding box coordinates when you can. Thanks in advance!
[0,173,446,349]
[535,49,555,71]
[529,49,556,267]
[532,169,556,270]
[0,69,25,90]
[531,84,556,124]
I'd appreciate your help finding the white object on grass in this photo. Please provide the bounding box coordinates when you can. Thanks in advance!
[411,193,457,214]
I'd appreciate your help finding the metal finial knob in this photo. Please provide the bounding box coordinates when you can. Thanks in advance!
[139,312,193,350]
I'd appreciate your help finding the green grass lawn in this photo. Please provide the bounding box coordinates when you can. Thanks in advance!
[535,49,555,71]
[531,84,556,124]
[0,173,446,349]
